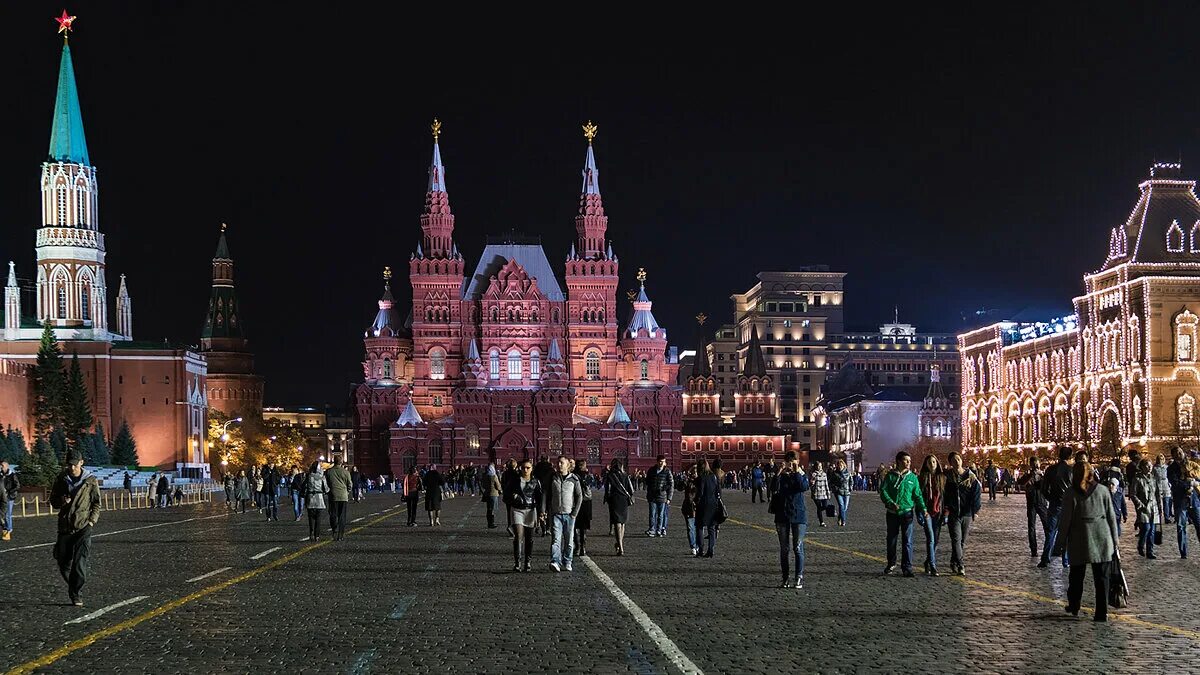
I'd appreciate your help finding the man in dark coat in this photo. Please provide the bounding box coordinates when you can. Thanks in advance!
[261,463,279,521]
[325,457,353,540]
[156,473,170,508]
[50,456,100,606]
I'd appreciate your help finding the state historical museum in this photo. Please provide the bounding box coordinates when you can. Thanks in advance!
[352,122,682,476]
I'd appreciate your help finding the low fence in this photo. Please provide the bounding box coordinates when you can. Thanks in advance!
[12,482,215,519]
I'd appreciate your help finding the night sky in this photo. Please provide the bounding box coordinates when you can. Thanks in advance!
[2,4,1199,406]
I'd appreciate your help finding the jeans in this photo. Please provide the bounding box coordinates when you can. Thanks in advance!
[1139,521,1156,556]
[1176,503,1200,557]
[1067,561,1111,620]
[263,490,278,520]
[649,502,668,533]
[292,492,305,520]
[987,480,997,500]
[885,511,915,572]
[3,500,12,532]
[776,523,807,580]
[550,514,575,566]
[835,494,850,524]
[486,496,499,527]
[1026,501,1046,556]
[947,514,971,569]
[918,511,943,569]
[685,516,697,550]
[751,485,764,503]
[1163,493,1174,522]
[1041,502,1069,565]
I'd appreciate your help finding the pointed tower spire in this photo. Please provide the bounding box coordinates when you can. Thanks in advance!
[742,325,767,377]
[548,337,563,361]
[202,224,246,342]
[692,314,712,378]
[575,121,608,259]
[368,267,401,337]
[48,33,89,165]
[115,274,132,339]
[4,262,20,340]
[420,118,455,258]
[625,268,664,339]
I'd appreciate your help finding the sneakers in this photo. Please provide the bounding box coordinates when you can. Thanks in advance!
[1,530,9,541]
[550,562,561,573]
[780,579,793,588]
[691,547,700,556]
[513,562,522,572]
[794,575,803,590]
[902,570,916,578]
[522,562,531,572]
[564,562,573,572]
[1036,560,1049,568]
[646,529,655,537]
[929,567,940,577]
[883,565,896,575]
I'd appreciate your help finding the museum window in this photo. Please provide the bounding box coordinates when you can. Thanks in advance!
[738,441,745,452]
[1176,311,1198,363]
[433,395,443,407]
[489,349,500,379]
[1179,393,1196,432]
[382,357,392,379]
[507,350,523,380]
[640,430,652,456]
[586,351,601,378]
[466,424,480,450]
[530,350,540,379]
[429,438,443,464]
[588,396,599,407]
[640,360,649,380]
[430,349,445,379]
[80,285,90,321]
[516,405,525,424]
[549,425,563,450]
[503,406,512,424]
[587,439,601,463]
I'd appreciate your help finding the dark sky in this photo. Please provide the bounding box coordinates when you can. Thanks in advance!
[3,4,1200,406]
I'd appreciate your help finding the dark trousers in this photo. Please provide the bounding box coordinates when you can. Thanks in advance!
[701,524,717,555]
[885,511,915,572]
[330,500,349,539]
[987,480,997,500]
[947,514,971,569]
[1026,501,1046,556]
[814,499,828,525]
[54,525,92,600]
[486,496,499,527]
[306,508,323,540]
[513,526,534,564]
[751,486,764,503]
[264,491,278,521]
[405,495,420,525]
[1067,561,1111,620]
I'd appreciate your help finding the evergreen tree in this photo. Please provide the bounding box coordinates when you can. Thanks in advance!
[22,436,60,487]
[111,421,138,466]
[6,426,28,462]
[84,423,110,465]
[32,323,65,440]
[63,353,94,450]
[49,428,67,464]
[0,428,11,463]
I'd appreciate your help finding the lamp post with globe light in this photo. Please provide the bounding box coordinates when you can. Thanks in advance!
[218,417,243,467]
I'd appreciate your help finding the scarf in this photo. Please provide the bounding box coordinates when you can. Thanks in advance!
[66,469,91,496]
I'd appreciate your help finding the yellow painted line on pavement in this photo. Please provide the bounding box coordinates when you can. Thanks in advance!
[727,518,1200,642]
[6,508,404,675]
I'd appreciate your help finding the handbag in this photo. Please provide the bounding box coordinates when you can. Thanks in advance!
[1109,554,1129,608]
[715,492,729,524]
[825,503,836,518]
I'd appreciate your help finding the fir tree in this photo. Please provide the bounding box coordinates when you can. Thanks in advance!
[0,428,10,463]
[32,323,65,440]
[63,353,94,450]
[6,426,28,461]
[84,423,110,465]
[22,437,60,487]
[111,421,138,466]
[49,428,67,464]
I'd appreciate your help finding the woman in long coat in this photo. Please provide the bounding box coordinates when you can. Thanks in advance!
[423,465,444,526]
[233,470,251,514]
[303,462,328,541]
[603,459,635,555]
[1130,458,1161,558]
[694,459,721,558]
[1054,460,1120,622]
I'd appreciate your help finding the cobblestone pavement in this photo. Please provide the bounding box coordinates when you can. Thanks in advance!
[2,489,1200,674]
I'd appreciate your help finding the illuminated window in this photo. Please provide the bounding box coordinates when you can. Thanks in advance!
[530,350,541,379]
[1179,393,1195,431]
[587,439,600,463]
[1192,222,1200,253]
[508,350,522,380]
[430,349,445,379]
[382,357,392,379]
[640,360,649,380]
[489,349,500,379]
[694,441,701,451]
[1168,220,1185,253]
[752,441,760,452]
[1176,311,1198,363]
[586,351,600,378]
[588,396,599,407]
[467,424,480,450]
[56,180,68,225]
[722,441,730,451]
[433,395,443,407]
[640,430,652,456]
[57,284,67,319]
[80,285,90,321]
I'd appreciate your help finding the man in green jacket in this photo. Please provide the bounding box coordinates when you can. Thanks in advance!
[49,456,101,606]
[879,451,926,577]
[324,456,353,541]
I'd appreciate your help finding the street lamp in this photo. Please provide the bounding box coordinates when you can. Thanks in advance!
[219,417,243,442]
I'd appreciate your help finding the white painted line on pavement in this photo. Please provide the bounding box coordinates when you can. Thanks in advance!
[298,536,312,541]
[186,567,232,583]
[351,517,364,523]
[388,595,417,619]
[64,595,148,625]
[348,648,378,675]
[582,556,705,675]
[249,546,281,560]
[1,512,232,554]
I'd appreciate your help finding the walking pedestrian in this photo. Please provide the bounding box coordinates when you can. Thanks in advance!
[1,460,18,540]
[252,469,264,511]
[573,459,593,557]
[325,456,353,541]
[694,459,721,558]
[1055,459,1119,622]
[546,456,583,572]
[751,463,765,504]
[810,461,830,528]
[222,472,234,511]
[290,466,306,521]
[504,459,542,572]
[880,451,926,577]
[1168,447,1200,558]
[645,455,673,537]
[303,461,328,541]
[1130,458,1160,559]
[351,465,362,502]
[234,470,250,513]
[1039,446,1074,568]
[501,458,518,536]
[402,466,422,526]
[829,458,851,527]
[147,473,158,509]
[603,459,635,555]
[1017,456,1048,557]
[943,451,981,576]
[49,456,100,606]
[261,463,279,522]
[984,459,999,502]
[123,471,133,503]
[423,464,444,526]
[772,450,810,589]
[1155,454,1173,524]
[157,473,170,508]
[483,464,502,529]
[917,455,946,576]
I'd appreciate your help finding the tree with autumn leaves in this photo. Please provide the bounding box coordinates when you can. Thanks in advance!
[207,409,310,474]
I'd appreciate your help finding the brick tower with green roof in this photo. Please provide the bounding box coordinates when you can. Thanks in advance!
[200,225,263,419]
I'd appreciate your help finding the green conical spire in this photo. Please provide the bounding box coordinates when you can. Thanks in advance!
[48,43,90,165]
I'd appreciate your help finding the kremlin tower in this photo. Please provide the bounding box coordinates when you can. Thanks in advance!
[199,225,264,420]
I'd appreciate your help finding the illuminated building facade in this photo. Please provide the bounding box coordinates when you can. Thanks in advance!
[960,163,1200,458]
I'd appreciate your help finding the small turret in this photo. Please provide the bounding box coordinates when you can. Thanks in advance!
[115,274,132,340]
[4,262,20,340]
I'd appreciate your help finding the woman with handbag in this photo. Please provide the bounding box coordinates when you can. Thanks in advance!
[604,459,635,555]
[810,462,831,528]
[681,465,699,556]
[694,459,721,558]
[505,459,543,572]
[918,455,946,576]
[1130,458,1160,558]
[1054,459,1120,622]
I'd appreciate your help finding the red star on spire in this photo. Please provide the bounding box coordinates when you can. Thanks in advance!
[55,10,76,36]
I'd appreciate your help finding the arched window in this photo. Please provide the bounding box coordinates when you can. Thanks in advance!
[586,351,600,378]
[489,349,500,379]
[1180,393,1196,431]
[516,405,525,424]
[491,307,499,322]
[587,438,601,463]
[1192,221,1200,253]
[756,399,765,414]
[738,441,745,452]
[1177,311,1198,363]
[640,429,652,456]
[430,349,445,379]
[752,440,760,452]
[530,350,541,379]
[767,441,773,452]
[80,285,90,321]
[429,438,443,464]
[466,424,480,450]
[57,284,67,319]
[56,180,68,225]
[708,440,716,451]
[1168,220,1185,253]
[503,405,512,423]
[640,360,649,380]
[722,441,730,451]
[549,424,563,450]
[382,357,392,379]
[507,350,522,380]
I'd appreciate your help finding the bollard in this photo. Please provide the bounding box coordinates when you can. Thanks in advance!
[21,496,26,517]
[34,496,39,517]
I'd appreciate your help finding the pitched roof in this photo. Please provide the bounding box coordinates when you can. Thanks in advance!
[626,282,664,339]
[48,44,90,165]
[741,325,767,377]
[395,400,424,426]
[691,325,712,377]
[607,399,631,424]
[214,231,230,259]
[1103,163,1200,270]
[463,243,564,301]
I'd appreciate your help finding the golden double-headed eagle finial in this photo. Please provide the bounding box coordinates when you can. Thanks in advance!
[220,222,227,233]
[383,266,392,281]
[696,313,707,326]
[636,268,647,284]
[583,120,598,144]
[431,118,442,142]
[626,290,638,302]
